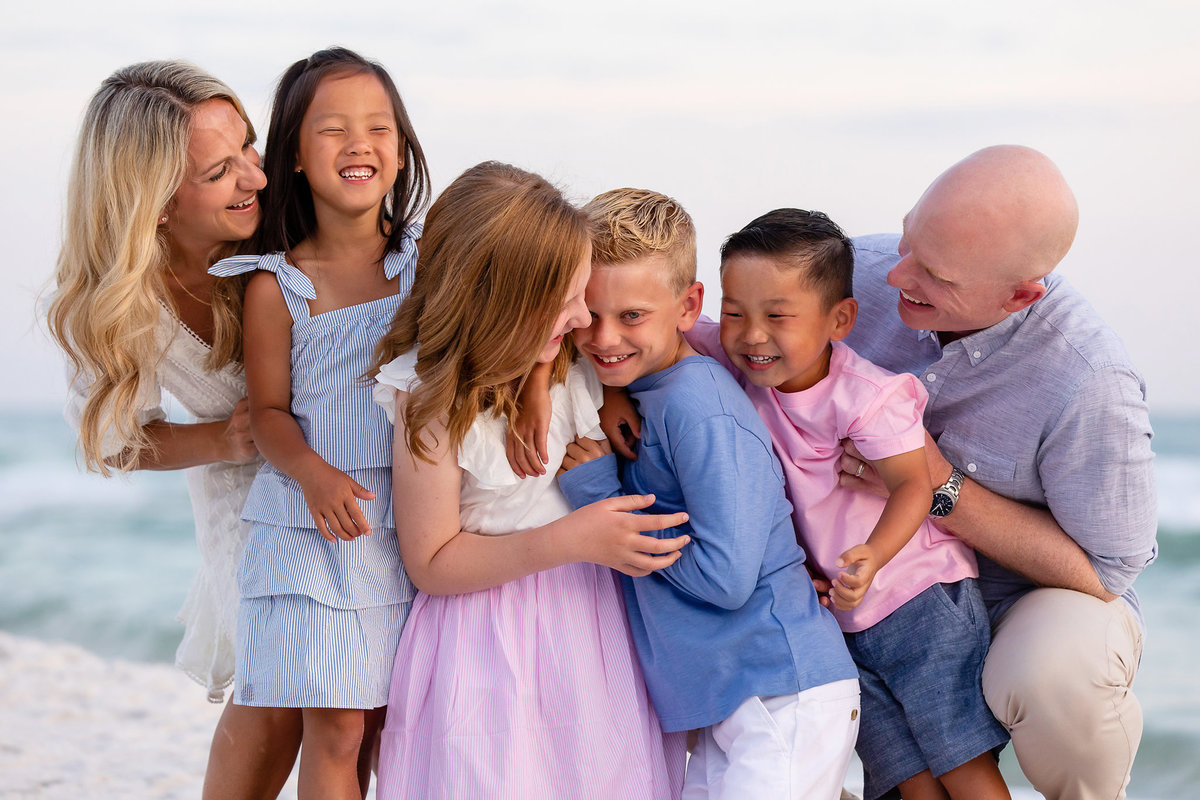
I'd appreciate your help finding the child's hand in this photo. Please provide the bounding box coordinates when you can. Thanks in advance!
[830,543,880,610]
[805,561,834,608]
[221,397,259,464]
[299,463,376,542]
[599,386,641,460]
[558,436,611,475]
[566,493,690,577]
[507,362,553,478]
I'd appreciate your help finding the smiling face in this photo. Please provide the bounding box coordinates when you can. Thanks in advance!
[887,148,1068,338]
[887,207,1020,337]
[166,99,265,254]
[537,252,593,364]
[296,71,400,221]
[574,254,702,387]
[719,253,856,393]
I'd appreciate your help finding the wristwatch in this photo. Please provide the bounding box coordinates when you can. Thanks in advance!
[929,466,965,518]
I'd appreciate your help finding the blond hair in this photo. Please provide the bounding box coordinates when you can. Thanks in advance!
[372,162,588,463]
[47,61,257,475]
[583,188,696,293]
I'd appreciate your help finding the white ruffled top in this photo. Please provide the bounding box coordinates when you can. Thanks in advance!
[374,350,604,536]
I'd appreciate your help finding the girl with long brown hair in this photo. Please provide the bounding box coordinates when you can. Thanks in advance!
[372,161,688,799]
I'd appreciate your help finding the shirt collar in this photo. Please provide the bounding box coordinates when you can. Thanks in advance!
[927,304,1033,366]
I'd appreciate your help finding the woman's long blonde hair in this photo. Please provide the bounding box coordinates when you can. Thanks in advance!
[48,61,257,475]
[372,161,588,463]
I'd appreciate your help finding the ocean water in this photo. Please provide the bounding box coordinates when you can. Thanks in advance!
[1,408,1197,797]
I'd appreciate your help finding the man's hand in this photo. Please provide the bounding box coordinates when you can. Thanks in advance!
[840,430,954,498]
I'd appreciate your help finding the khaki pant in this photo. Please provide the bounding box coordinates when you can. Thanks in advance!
[982,588,1144,800]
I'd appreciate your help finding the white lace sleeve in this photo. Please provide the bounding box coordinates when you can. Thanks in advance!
[63,364,165,460]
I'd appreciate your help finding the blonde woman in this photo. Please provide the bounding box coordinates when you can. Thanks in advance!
[47,61,300,799]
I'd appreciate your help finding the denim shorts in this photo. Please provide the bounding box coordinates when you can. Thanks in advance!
[845,578,1009,800]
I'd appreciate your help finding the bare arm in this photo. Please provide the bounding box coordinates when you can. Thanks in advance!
[506,360,553,478]
[242,271,374,542]
[391,391,691,596]
[124,398,257,470]
[841,433,1116,601]
[924,438,1117,601]
[831,447,931,610]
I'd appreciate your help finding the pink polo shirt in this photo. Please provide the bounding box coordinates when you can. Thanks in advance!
[691,321,977,632]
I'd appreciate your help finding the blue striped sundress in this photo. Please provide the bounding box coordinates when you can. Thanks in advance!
[208,229,419,709]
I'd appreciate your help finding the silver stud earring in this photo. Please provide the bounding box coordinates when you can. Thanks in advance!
[159,215,168,224]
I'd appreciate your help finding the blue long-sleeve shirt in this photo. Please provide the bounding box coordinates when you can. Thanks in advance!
[559,355,856,732]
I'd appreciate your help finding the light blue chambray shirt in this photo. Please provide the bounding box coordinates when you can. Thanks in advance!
[844,234,1158,629]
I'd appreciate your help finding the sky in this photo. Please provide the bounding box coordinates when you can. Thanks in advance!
[3,0,1198,413]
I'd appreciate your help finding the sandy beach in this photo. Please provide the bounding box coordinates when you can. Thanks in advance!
[1,630,1060,800]
[0,632,303,800]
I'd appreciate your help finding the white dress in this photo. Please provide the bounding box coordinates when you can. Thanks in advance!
[65,303,261,702]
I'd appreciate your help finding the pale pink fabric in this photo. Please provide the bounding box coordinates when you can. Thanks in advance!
[374,356,684,799]
[378,565,685,798]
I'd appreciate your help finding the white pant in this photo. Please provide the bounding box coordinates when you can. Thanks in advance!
[682,679,860,800]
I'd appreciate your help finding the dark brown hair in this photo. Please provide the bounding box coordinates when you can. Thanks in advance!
[254,46,430,256]
[720,208,855,310]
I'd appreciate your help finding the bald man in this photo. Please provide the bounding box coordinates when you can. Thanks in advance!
[841,145,1157,800]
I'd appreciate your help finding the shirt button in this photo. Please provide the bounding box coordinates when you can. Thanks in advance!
[926,373,937,382]
[973,350,982,359]
[967,463,978,473]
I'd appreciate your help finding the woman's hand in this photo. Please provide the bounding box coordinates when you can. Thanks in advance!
[221,397,259,464]
[565,493,690,577]
[805,561,834,608]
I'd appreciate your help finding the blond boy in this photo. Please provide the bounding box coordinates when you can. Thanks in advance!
[557,189,860,799]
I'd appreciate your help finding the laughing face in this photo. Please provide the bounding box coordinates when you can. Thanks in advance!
[887,204,1028,338]
[574,254,701,387]
[295,70,401,221]
[536,253,593,364]
[166,99,265,253]
[719,253,855,394]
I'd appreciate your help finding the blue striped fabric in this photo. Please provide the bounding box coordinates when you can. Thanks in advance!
[236,594,410,709]
[239,520,408,609]
[209,228,420,613]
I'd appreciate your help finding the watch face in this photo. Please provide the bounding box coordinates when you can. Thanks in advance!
[930,493,954,517]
